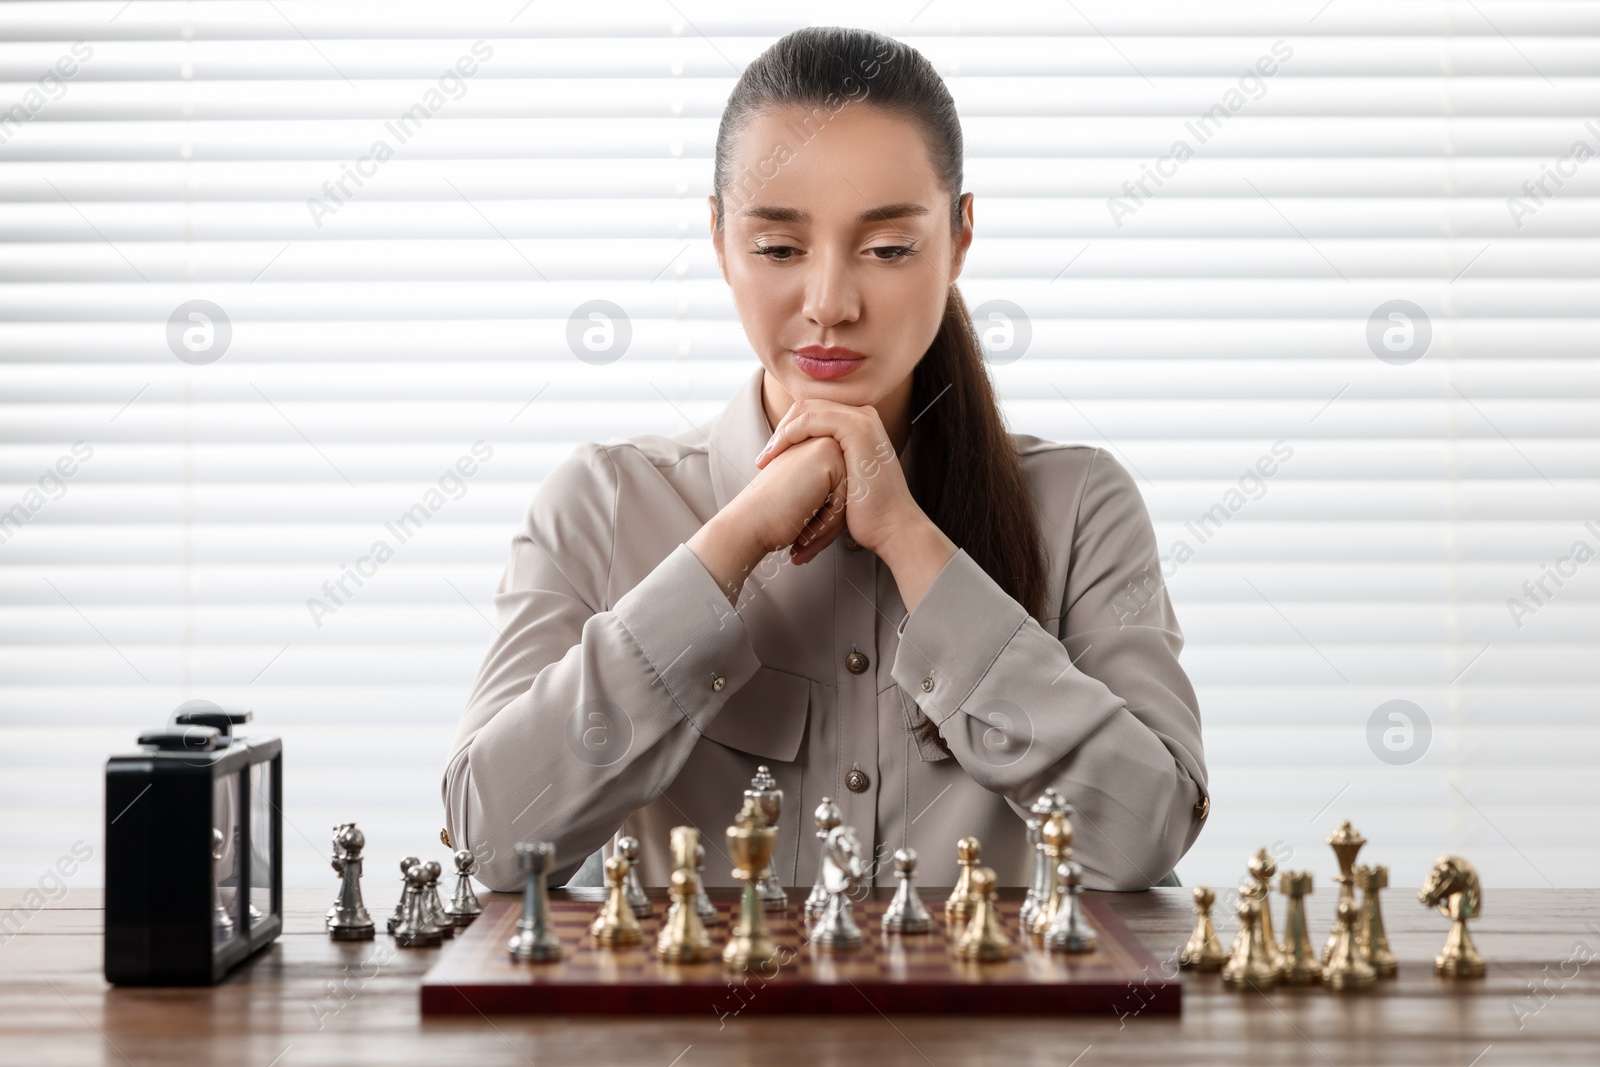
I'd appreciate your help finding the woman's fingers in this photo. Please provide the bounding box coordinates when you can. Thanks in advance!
[790,477,849,564]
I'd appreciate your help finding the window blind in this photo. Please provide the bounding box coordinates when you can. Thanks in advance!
[1,1,1596,893]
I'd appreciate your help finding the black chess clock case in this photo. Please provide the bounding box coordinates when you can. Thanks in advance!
[103,710,283,985]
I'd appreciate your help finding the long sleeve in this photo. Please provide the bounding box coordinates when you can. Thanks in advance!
[889,447,1207,891]
[442,441,763,891]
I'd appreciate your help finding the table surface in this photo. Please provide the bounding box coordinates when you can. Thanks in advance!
[3,885,1598,1066]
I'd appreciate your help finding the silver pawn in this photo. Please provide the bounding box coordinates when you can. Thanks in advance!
[392,863,444,948]
[616,836,650,917]
[881,847,932,934]
[811,825,867,951]
[804,797,842,925]
[445,849,483,928]
[1043,858,1097,954]
[420,859,454,939]
[212,827,234,942]
[748,765,788,911]
[388,854,420,935]
[507,841,562,962]
[692,840,717,923]
[327,822,375,941]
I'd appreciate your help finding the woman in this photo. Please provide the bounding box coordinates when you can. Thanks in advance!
[443,26,1207,894]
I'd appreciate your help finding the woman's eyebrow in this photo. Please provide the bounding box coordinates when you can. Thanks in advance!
[740,202,931,224]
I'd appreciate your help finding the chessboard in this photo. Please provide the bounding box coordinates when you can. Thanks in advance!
[420,887,1179,1017]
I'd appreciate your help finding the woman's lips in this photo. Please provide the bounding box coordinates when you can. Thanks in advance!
[792,346,866,380]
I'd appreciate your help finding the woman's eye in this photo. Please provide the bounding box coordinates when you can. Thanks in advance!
[750,245,796,261]
[869,245,918,261]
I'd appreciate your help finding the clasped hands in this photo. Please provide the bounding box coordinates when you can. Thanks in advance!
[751,397,920,567]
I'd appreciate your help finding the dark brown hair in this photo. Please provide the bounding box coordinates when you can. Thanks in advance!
[712,27,1049,750]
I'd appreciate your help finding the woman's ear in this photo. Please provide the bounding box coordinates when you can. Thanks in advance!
[949,192,975,281]
[708,194,729,284]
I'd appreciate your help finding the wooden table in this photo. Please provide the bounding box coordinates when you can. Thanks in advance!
[4,886,1598,1065]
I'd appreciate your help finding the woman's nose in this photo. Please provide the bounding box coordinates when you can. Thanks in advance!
[801,248,861,328]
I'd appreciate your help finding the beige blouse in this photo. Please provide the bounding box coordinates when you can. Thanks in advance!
[443,365,1208,893]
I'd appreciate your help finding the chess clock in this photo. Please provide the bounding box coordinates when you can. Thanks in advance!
[103,704,283,985]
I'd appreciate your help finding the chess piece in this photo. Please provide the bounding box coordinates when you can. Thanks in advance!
[1321,899,1376,991]
[945,836,982,925]
[657,867,713,962]
[211,827,234,941]
[1277,871,1321,985]
[1321,820,1366,966]
[747,766,788,911]
[805,797,842,926]
[953,867,1013,962]
[1354,864,1398,977]
[327,822,375,941]
[1030,810,1074,939]
[1221,895,1279,990]
[812,825,868,950]
[1246,847,1283,968]
[507,841,562,962]
[420,860,454,939]
[1178,886,1228,971]
[663,826,710,925]
[1020,789,1067,931]
[616,836,651,918]
[590,855,644,947]
[1018,815,1045,930]
[1419,855,1487,978]
[692,841,717,923]
[388,854,420,935]
[1043,858,1097,954]
[445,849,483,928]
[881,847,933,934]
[392,863,444,948]
[723,795,780,969]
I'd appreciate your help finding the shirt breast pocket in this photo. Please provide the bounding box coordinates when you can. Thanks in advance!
[698,664,812,763]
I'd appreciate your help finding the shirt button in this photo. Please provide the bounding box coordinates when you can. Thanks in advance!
[842,533,862,551]
[712,675,726,692]
[845,650,869,674]
[1194,794,1209,819]
[921,677,934,692]
[845,768,870,793]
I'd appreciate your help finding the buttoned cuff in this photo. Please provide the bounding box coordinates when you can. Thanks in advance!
[612,542,763,734]
[890,548,1029,727]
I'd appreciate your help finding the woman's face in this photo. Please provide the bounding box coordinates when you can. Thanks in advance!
[710,104,974,439]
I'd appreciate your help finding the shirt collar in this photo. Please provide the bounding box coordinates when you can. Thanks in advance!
[706,365,772,514]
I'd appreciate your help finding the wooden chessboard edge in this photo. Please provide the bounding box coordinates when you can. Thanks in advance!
[422,979,1179,1017]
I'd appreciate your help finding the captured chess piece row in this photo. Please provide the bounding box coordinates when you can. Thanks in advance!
[1179,820,1488,992]
[321,822,484,946]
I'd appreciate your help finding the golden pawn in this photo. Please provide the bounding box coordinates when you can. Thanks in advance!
[1355,864,1398,977]
[945,836,981,926]
[1321,820,1366,966]
[656,868,711,963]
[1221,895,1279,991]
[1029,812,1073,940]
[1277,870,1321,985]
[589,855,643,947]
[723,795,780,970]
[1322,899,1376,991]
[1178,886,1228,971]
[952,867,1013,962]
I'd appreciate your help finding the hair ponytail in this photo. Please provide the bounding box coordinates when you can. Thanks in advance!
[909,286,1048,623]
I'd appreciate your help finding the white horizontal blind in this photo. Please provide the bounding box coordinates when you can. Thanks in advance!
[1,1,1596,894]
